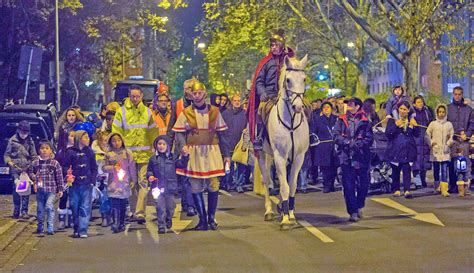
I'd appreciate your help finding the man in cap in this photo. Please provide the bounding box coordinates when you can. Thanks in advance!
[172,81,230,231]
[4,120,38,219]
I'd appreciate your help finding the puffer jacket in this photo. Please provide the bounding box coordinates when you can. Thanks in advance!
[146,135,188,194]
[112,98,158,164]
[426,105,454,162]
[412,106,434,171]
[103,133,136,199]
[447,99,474,137]
[3,133,37,176]
[63,130,98,186]
[385,118,419,163]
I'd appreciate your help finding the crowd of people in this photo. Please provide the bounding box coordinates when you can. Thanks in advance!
[3,29,473,238]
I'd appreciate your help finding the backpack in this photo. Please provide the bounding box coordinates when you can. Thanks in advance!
[455,156,468,172]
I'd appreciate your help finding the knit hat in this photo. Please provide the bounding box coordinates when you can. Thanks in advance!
[17,120,30,133]
[153,135,172,154]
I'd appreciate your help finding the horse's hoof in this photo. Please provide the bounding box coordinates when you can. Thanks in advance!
[264,213,274,221]
[280,223,292,231]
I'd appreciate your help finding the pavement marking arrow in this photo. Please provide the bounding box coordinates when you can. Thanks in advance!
[299,220,335,243]
[145,205,160,244]
[371,198,445,227]
[171,204,193,235]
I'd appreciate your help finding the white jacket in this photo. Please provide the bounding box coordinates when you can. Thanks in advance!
[426,107,454,162]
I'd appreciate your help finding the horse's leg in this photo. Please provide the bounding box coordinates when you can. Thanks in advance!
[288,154,305,225]
[258,153,274,221]
[273,154,291,230]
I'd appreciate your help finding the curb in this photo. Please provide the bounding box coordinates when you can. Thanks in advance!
[0,217,36,252]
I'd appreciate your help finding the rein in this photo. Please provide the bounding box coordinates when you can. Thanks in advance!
[276,67,306,164]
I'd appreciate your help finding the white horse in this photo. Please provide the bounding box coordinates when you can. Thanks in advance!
[257,54,310,230]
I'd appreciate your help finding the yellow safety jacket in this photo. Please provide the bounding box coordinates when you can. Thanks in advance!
[112,98,158,164]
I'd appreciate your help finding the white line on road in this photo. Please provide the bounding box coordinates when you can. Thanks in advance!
[219,190,232,197]
[145,205,160,244]
[299,220,335,243]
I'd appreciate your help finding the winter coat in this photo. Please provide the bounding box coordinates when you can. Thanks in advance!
[426,106,454,162]
[63,130,98,186]
[384,118,419,163]
[411,106,434,171]
[3,133,37,176]
[447,99,474,137]
[102,133,136,199]
[255,54,286,100]
[333,111,374,168]
[111,98,158,164]
[311,113,338,167]
[57,122,78,151]
[146,135,188,194]
[222,106,248,152]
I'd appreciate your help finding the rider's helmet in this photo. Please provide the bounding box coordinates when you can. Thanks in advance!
[270,29,286,46]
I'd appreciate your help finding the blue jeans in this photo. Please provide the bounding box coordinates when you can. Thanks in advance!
[36,189,56,232]
[233,162,248,188]
[433,161,449,182]
[297,169,309,190]
[156,193,175,229]
[12,174,29,216]
[70,184,93,236]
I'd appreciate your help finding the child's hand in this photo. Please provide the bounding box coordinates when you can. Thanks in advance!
[409,118,417,128]
[148,176,157,182]
[181,146,190,157]
[395,119,404,127]
[66,175,75,186]
[460,131,467,141]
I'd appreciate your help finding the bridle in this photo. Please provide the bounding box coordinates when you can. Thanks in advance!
[275,66,307,164]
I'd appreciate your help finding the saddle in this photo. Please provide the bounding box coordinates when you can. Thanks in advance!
[258,97,312,126]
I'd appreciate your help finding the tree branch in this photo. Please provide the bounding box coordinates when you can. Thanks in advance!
[338,0,404,63]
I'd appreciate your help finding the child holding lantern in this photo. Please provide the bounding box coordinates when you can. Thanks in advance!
[102,133,137,233]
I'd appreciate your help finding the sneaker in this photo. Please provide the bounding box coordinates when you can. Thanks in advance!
[158,227,166,234]
[37,231,45,237]
[186,207,196,217]
[47,231,55,235]
[393,191,401,197]
[166,218,172,229]
[404,191,413,199]
[136,216,146,224]
[357,209,364,219]
[349,213,359,222]
[79,234,88,239]
[236,186,244,193]
[73,232,80,238]
[21,213,30,220]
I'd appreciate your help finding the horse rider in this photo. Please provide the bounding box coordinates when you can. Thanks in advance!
[172,81,230,231]
[247,29,296,151]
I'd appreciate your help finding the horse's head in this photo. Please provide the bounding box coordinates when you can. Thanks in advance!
[281,55,309,113]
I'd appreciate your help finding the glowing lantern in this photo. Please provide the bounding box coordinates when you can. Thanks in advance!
[117,168,125,181]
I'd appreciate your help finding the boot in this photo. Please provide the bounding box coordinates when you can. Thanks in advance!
[207,191,219,230]
[111,208,120,233]
[253,123,264,151]
[67,210,73,229]
[186,206,196,217]
[57,209,67,230]
[440,182,450,197]
[465,181,471,196]
[191,192,208,231]
[433,181,440,194]
[12,208,20,219]
[457,181,465,197]
[119,205,126,231]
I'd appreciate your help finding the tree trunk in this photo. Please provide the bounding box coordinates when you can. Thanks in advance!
[355,70,368,97]
[402,54,418,97]
[141,26,153,79]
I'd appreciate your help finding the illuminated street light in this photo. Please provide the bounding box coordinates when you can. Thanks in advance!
[197,42,206,49]
[344,57,349,62]
[324,64,329,69]
[161,17,169,23]
[347,42,355,48]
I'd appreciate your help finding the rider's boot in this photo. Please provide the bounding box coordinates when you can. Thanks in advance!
[207,191,219,230]
[192,192,208,231]
[309,133,318,147]
[253,123,264,151]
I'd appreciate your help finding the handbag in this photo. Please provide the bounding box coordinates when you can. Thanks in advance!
[15,172,32,196]
[232,134,249,165]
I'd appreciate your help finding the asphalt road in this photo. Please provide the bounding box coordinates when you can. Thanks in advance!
[9,189,474,273]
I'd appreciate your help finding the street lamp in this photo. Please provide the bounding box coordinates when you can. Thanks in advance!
[197,42,206,49]
[161,17,169,23]
[347,42,355,48]
[324,64,329,69]
[55,0,61,111]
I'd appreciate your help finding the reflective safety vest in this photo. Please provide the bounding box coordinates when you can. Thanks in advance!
[112,98,158,164]
[153,111,171,136]
[176,98,185,118]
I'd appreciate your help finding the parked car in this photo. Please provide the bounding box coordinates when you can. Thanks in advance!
[113,79,159,105]
[0,113,54,193]
[1,103,58,136]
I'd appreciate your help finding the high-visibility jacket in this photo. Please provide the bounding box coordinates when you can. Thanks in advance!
[112,98,158,164]
[153,111,171,136]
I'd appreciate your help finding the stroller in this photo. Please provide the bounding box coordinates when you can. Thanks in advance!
[369,127,392,194]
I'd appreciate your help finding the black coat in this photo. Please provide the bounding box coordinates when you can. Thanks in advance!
[384,118,419,163]
[447,100,474,137]
[146,152,187,194]
[255,55,285,100]
[310,114,338,167]
[221,107,248,152]
[64,146,98,186]
[333,111,373,168]
[412,106,434,171]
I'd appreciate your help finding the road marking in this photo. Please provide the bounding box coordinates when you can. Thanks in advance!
[0,220,16,236]
[244,192,263,198]
[299,220,335,243]
[219,190,232,197]
[371,198,445,226]
[246,191,335,242]
[136,230,142,244]
[124,224,130,237]
[171,204,193,234]
[145,205,160,244]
